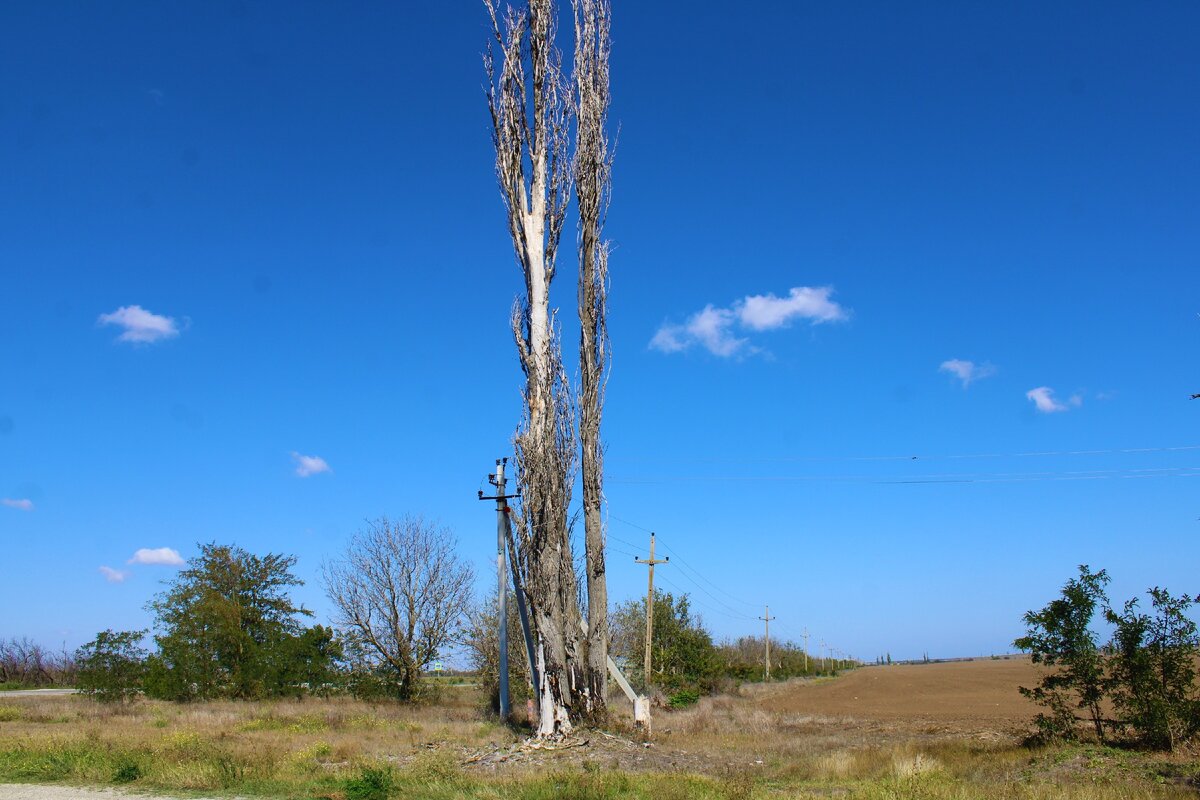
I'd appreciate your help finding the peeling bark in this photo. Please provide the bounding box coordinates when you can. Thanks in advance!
[573,0,612,719]
[485,0,581,737]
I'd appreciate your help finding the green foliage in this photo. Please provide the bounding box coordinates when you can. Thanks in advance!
[344,765,395,800]
[610,590,721,693]
[75,629,148,703]
[145,542,339,700]
[1014,565,1110,743]
[1106,588,1200,750]
[111,759,142,783]
[716,636,817,682]
[668,688,700,708]
[1018,567,1200,751]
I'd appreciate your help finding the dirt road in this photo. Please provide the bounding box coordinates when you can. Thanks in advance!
[0,787,197,800]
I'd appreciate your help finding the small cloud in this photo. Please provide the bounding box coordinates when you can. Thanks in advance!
[99,566,130,583]
[128,547,184,566]
[98,305,181,344]
[651,286,847,358]
[292,452,332,477]
[939,359,996,388]
[737,286,848,330]
[1026,386,1082,413]
[2,498,34,511]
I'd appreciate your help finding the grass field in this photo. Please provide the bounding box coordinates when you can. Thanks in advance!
[1,660,1197,799]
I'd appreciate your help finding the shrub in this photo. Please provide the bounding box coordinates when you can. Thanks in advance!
[112,760,142,783]
[1106,588,1200,751]
[75,629,147,703]
[344,765,394,800]
[1014,565,1110,743]
[668,688,700,708]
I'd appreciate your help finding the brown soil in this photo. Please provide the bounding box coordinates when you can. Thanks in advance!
[762,657,1040,729]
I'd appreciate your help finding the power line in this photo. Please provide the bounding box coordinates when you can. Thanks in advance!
[609,515,760,611]
[606,466,1200,485]
[607,443,1200,465]
[656,574,756,623]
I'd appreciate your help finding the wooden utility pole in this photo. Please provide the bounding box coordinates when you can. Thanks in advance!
[759,605,776,681]
[801,628,809,673]
[634,532,668,689]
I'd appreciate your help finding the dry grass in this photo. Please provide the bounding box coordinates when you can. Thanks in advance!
[1,687,1197,799]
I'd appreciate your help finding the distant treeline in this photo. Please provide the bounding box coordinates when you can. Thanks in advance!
[0,637,76,689]
[11,536,849,709]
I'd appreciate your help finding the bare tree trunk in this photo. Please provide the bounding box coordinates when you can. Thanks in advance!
[486,0,582,738]
[573,0,612,720]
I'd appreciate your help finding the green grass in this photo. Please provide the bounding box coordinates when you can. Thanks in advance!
[0,738,1195,799]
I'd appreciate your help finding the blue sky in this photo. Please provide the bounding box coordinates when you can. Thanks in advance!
[2,2,1198,662]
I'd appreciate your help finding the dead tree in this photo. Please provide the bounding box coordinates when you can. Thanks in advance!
[573,0,613,719]
[486,0,584,737]
[321,516,474,701]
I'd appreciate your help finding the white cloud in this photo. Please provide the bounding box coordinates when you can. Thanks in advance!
[738,286,848,330]
[292,452,332,477]
[97,305,180,344]
[651,286,848,358]
[99,566,130,583]
[2,498,34,511]
[939,359,996,388]
[128,547,184,566]
[1026,386,1082,413]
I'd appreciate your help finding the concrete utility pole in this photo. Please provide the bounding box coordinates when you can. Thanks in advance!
[802,628,809,673]
[491,460,509,720]
[820,640,827,672]
[634,532,668,690]
[759,605,776,681]
[479,457,522,722]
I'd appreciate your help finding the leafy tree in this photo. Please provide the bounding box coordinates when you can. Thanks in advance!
[716,636,813,682]
[269,625,344,698]
[1014,565,1111,742]
[75,629,147,703]
[1106,588,1200,750]
[610,590,720,693]
[146,543,332,700]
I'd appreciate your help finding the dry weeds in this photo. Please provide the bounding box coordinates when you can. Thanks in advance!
[1,676,1197,798]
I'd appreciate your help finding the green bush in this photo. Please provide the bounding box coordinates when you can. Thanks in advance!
[111,760,141,783]
[75,629,148,703]
[668,688,700,708]
[344,765,395,800]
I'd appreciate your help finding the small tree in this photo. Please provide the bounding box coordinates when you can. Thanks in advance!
[610,590,720,694]
[75,629,147,703]
[1014,565,1111,742]
[462,591,533,714]
[322,516,474,701]
[146,543,323,700]
[1106,588,1200,750]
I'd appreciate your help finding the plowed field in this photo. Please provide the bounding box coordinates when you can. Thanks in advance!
[760,657,1041,735]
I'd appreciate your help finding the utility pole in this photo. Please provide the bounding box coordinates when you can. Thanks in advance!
[801,628,809,673]
[820,640,827,672]
[478,457,521,721]
[759,605,776,681]
[634,532,668,690]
